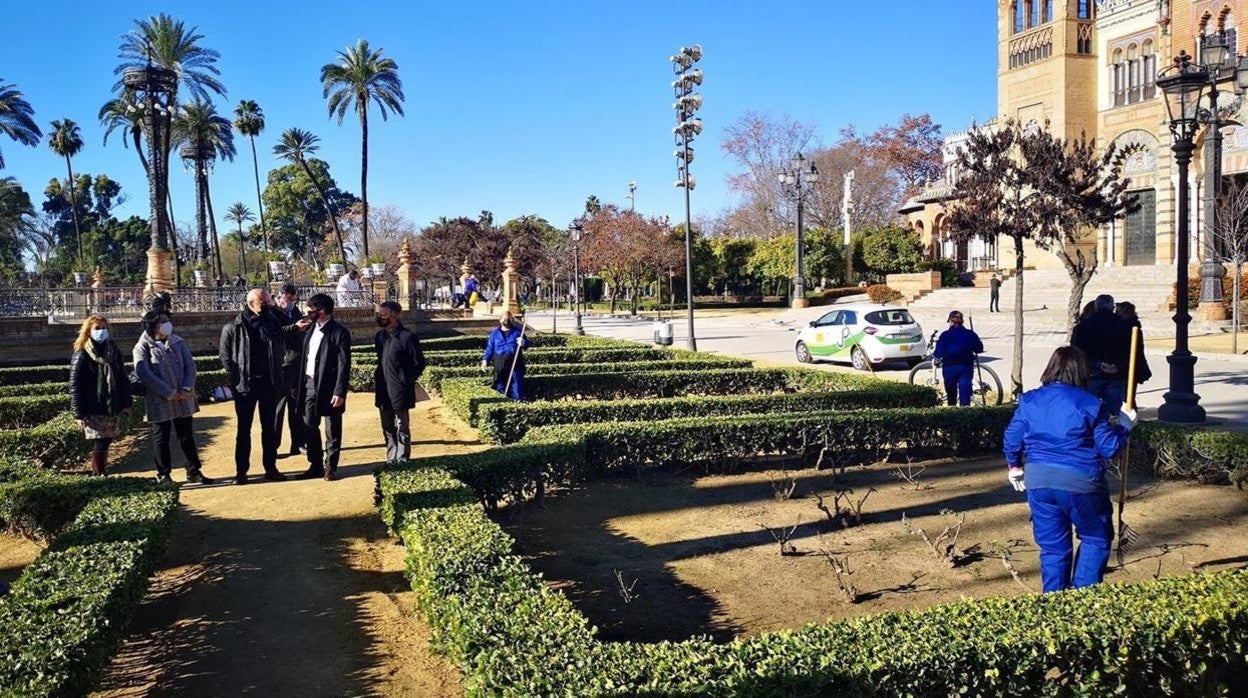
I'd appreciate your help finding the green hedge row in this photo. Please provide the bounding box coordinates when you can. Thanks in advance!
[379,463,1248,695]
[0,468,180,697]
[1133,421,1248,487]
[418,333,633,352]
[0,394,71,429]
[0,381,63,398]
[0,414,92,469]
[420,356,754,393]
[421,345,662,368]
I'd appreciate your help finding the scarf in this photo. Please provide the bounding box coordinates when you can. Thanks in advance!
[83,339,115,415]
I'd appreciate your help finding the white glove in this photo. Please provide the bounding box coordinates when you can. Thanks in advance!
[1118,406,1138,431]
[480,360,488,373]
[516,337,524,347]
[1007,467,1026,492]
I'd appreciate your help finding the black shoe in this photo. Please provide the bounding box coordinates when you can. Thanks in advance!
[155,473,171,485]
[295,468,325,480]
[233,474,248,485]
[263,471,288,482]
[323,470,339,482]
[187,473,216,485]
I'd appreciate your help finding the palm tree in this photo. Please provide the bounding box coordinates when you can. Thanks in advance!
[98,95,148,172]
[320,39,405,261]
[233,100,270,252]
[48,119,85,265]
[0,80,41,169]
[273,128,347,264]
[173,100,235,281]
[224,201,255,277]
[585,195,602,214]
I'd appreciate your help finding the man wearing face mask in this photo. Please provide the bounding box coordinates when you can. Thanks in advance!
[933,309,984,407]
[297,293,352,480]
[373,301,426,463]
[273,283,308,457]
[220,288,309,484]
[480,310,530,401]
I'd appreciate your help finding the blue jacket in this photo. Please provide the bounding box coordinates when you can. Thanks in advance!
[1003,382,1129,493]
[482,326,531,363]
[933,325,983,366]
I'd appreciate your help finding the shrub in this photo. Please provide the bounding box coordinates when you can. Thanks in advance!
[422,346,662,368]
[0,381,63,399]
[917,258,960,288]
[0,395,70,429]
[1133,421,1248,487]
[420,356,753,393]
[525,367,793,402]
[0,414,91,469]
[865,284,903,304]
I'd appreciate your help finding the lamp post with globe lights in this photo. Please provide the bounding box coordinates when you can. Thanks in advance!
[671,43,703,351]
[571,218,585,335]
[778,153,820,308]
[122,50,178,296]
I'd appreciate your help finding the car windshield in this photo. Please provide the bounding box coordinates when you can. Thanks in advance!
[864,309,914,326]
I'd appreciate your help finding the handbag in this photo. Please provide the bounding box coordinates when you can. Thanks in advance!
[212,385,234,402]
[128,370,147,398]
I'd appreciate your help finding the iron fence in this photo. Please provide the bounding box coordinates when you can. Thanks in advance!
[0,286,254,322]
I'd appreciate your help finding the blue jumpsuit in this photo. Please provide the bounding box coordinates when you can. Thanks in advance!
[482,326,531,401]
[1003,382,1129,593]
[933,325,984,406]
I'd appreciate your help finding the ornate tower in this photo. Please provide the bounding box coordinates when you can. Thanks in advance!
[998,0,1099,140]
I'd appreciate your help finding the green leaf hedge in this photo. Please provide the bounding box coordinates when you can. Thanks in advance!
[420,356,754,393]
[0,395,71,429]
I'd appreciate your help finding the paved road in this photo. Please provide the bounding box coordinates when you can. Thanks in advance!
[527,307,1248,431]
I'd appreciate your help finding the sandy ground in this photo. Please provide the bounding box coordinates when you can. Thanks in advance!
[499,457,1248,643]
[91,393,475,697]
[1147,330,1248,355]
[0,533,42,590]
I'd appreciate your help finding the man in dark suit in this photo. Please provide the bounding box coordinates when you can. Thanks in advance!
[296,293,352,481]
[272,283,307,457]
[374,301,426,463]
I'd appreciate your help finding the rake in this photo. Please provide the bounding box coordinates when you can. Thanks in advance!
[1116,325,1142,566]
[504,314,529,399]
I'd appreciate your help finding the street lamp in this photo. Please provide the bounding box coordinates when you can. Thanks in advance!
[122,47,178,297]
[842,170,855,286]
[571,218,585,335]
[627,180,638,211]
[671,43,703,351]
[778,152,820,309]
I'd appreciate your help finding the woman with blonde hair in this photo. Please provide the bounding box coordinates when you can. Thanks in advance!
[69,314,133,475]
[479,310,530,400]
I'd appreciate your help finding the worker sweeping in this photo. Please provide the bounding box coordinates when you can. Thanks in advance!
[1001,345,1137,593]
[480,310,531,401]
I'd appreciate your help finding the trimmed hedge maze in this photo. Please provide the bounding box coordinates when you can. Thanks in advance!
[376,335,1248,695]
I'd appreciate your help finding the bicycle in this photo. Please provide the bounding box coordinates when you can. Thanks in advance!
[907,330,1004,406]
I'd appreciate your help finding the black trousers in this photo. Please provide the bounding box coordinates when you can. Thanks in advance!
[989,289,1000,313]
[152,416,202,477]
[378,404,411,463]
[274,363,305,453]
[303,376,343,474]
[234,388,279,475]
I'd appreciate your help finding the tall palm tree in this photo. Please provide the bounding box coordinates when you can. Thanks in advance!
[232,100,270,252]
[224,201,255,277]
[0,80,41,169]
[173,100,235,281]
[272,128,347,264]
[320,39,405,261]
[48,119,85,265]
[98,95,148,172]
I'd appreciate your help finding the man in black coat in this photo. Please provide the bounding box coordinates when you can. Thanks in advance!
[373,301,426,463]
[272,283,307,456]
[296,293,352,480]
[1071,293,1132,413]
[220,288,308,484]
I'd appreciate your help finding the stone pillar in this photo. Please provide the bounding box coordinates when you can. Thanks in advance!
[396,238,415,310]
[458,258,472,297]
[502,247,521,316]
[144,248,173,300]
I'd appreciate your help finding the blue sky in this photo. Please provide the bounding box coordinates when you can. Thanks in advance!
[0,1,997,236]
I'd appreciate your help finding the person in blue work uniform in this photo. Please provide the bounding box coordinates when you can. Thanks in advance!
[480,311,531,400]
[932,309,984,406]
[1003,346,1137,593]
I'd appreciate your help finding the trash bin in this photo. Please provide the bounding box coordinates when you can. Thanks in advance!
[653,319,674,346]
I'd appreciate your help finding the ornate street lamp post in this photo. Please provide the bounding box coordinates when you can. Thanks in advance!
[779,152,820,309]
[571,218,585,335]
[671,43,703,351]
[122,55,178,297]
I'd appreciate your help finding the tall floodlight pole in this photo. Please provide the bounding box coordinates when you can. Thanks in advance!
[842,170,855,286]
[778,153,820,308]
[627,180,638,211]
[671,43,703,351]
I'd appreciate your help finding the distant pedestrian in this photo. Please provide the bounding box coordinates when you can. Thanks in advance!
[465,273,480,306]
[336,268,363,308]
[133,309,214,485]
[1071,294,1132,413]
[480,311,530,401]
[296,293,352,481]
[1115,301,1152,386]
[374,301,426,463]
[1078,300,1096,323]
[989,273,1001,313]
[69,314,133,476]
[1003,346,1136,593]
[273,283,307,457]
[933,309,984,406]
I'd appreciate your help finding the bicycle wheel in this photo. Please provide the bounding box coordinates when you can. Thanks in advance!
[972,362,1004,406]
[907,360,947,405]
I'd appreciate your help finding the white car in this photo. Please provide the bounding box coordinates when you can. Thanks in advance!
[794,304,925,370]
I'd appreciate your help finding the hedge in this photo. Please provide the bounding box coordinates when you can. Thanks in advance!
[0,394,70,429]
[0,413,92,469]
[380,462,1248,695]
[419,334,636,352]
[421,346,662,368]
[0,472,179,697]
[420,356,754,393]
[1133,421,1248,488]
[0,381,63,398]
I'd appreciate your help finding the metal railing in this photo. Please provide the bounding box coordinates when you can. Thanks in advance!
[0,286,255,322]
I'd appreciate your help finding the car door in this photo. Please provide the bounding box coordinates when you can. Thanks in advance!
[807,311,841,356]
[833,310,858,357]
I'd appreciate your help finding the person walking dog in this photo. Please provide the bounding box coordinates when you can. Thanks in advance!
[933,310,984,406]
[296,293,351,480]
[1003,346,1136,593]
[373,301,426,463]
[133,309,214,485]
[69,314,133,476]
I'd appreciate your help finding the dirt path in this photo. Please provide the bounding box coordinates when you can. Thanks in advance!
[93,394,476,697]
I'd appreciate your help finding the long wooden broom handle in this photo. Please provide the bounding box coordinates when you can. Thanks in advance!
[504,316,528,397]
[1125,326,1140,411]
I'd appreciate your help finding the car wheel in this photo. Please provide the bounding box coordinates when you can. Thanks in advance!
[795,341,812,364]
[906,357,923,369]
[851,346,868,371]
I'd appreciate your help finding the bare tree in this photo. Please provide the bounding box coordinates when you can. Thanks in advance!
[1214,176,1248,353]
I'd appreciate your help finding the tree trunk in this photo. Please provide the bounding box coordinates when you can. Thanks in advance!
[64,155,83,267]
[360,106,370,260]
[300,159,348,265]
[250,135,269,253]
[1059,246,1098,341]
[1011,235,1025,400]
[238,222,248,277]
[1235,260,1243,354]
[132,127,149,176]
[195,166,209,265]
[204,176,224,283]
[167,193,180,287]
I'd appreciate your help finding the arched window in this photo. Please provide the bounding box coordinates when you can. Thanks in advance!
[1224,12,1238,56]
[1013,2,1024,34]
[1077,0,1092,20]
[1112,48,1125,106]
[1142,40,1157,99]
[1044,0,1054,24]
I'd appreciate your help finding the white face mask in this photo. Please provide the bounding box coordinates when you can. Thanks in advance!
[90,328,109,343]
[158,321,173,338]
